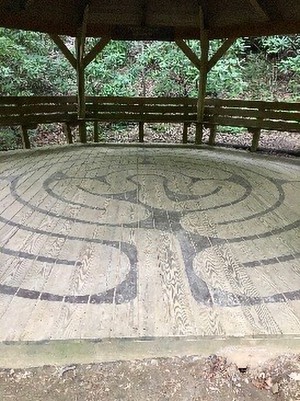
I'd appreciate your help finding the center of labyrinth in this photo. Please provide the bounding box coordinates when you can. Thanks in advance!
[1,151,300,309]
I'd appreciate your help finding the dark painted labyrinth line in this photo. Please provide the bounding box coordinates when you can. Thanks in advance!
[0,154,299,307]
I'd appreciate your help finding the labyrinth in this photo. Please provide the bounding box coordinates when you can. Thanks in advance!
[0,146,299,341]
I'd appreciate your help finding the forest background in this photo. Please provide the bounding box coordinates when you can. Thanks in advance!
[0,30,299,149]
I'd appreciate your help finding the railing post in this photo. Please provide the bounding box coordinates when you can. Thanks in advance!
[250,128,261,152]
[20,126,31,149]
[63,123,73,144]
[139,122,144,143]
[94,121,99,142]
[250,106,264,152]
[208,104,219,146]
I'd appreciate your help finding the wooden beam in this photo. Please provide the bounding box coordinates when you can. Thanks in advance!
[248,0,270,20]
[207,38,235,72]
[175,39,202,71]
[83,37,111,68]
[49,34,77,70]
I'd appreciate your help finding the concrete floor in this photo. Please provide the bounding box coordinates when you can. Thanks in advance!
[0,144,299,365]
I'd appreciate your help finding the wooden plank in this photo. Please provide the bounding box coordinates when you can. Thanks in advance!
[205,98,300,111]
[205,107,300,121]
[209,116,300,131]
[83,113,196,123]
[175,39,202,71]
[49,34,77,70]
[0,113,77,126]
[85,104,196,114]
[85,96,198,105]
[0,104,78,115]
[83,37,111,68]
[0,96,77,105]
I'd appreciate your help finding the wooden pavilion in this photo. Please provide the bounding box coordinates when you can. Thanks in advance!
[0,1,300,362]
[0,0,300,149]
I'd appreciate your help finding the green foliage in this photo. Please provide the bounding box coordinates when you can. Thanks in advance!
[0,128,20,150]
[242,35,300,100]
[0,29,299,101]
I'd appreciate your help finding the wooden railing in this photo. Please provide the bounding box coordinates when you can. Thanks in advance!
[0,96,77,149]
[205,98,300,151]
[85,96,197,143]
[0,96,299,151]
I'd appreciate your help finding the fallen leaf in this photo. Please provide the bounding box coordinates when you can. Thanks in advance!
[289,372,300,381]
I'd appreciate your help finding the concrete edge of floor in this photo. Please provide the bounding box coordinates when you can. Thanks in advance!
[1,335,300,369]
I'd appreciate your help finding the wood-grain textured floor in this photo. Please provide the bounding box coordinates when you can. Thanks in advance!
[0,145,299,341]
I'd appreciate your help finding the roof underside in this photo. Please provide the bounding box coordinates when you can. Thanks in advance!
[1,0,300,40]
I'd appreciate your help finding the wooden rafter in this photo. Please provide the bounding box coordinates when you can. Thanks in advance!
[248,0,269,20]
[176,37,235,73]
[83,37,111,68]
[49,34,77,69]
[175,40,202,70]
[207,38,235,71]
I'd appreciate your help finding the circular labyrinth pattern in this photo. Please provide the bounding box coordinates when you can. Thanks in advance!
[0,147,299,309]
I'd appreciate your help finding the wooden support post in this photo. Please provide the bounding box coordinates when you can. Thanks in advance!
[196,9,209,145]
[139,122,144,143]
[182,123,188,144]
[63,123,73,144]
[94,121,99,142]
[208,104,219,146]
[250,106,264,151]
[208,125,217,146]
[250,128,261,152]
[76,35,87,143]
[20,126,31,149]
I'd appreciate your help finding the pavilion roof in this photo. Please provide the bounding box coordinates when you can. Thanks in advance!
[0,0,300,40]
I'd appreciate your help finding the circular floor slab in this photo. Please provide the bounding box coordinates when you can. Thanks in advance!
[0,145,299,346]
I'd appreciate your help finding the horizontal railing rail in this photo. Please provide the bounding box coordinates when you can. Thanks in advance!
[0,96,299,151]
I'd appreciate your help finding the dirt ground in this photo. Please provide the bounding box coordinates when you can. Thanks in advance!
[1,354,300,401]
[30,123,300,157]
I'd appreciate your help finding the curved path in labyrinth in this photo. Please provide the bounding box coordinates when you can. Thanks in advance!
[0,144,299,347]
